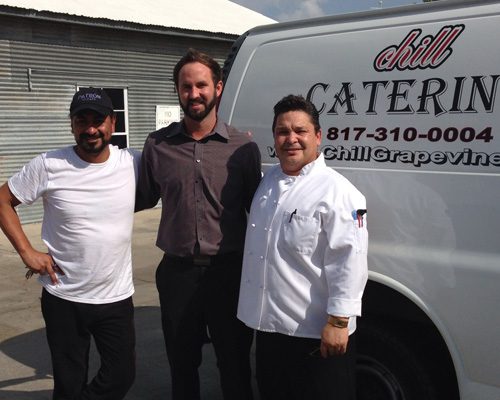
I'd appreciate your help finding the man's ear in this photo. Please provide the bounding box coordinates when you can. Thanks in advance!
[316,129,322,145]
[110,114,117,134]
[216,80,223,97]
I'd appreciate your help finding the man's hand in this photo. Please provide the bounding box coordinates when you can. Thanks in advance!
[320,321,349,358]
[0,183,63,285]
[21,249,63,285]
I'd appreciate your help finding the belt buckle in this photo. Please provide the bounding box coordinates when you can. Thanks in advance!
[193,255,211,266]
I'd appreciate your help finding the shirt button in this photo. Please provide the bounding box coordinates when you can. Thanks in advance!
[260,256,264,260]
[196,159,201,163]
[251,223,256,228]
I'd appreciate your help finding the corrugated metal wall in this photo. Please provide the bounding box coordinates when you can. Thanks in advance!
[0,15,233,223]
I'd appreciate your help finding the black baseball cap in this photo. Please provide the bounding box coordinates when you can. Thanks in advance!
[70,88,114,117]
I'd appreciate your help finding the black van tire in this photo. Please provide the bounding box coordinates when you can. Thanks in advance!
[356,321,437,400]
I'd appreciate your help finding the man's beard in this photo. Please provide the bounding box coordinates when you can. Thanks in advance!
[77,133,110,154]
[180,94,217,121]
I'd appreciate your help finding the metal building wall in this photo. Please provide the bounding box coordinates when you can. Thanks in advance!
[0,15,234,223]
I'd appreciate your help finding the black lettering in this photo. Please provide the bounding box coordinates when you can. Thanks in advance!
[267,146,277,158]
[449,76,466,113]
[388,79,416,113]
[490,153,500,166]
[322,145,336,160]
[327,82,357,115]
[446,150,465,165]
[363,81,389,114]
[306,83,329,114]
[417,78,447,116]
[465,75,500,113]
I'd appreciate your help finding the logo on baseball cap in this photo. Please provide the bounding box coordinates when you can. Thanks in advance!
[70,88,114,117]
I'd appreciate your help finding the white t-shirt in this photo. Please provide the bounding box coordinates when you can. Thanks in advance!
[8,145,140,304]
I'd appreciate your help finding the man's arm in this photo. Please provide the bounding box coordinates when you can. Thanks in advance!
[135,137,161,212]
[243,141,262,212]
[321,189,369,357]
[0,183,60,283]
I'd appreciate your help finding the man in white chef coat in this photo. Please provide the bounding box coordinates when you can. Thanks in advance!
[237,94,368,400]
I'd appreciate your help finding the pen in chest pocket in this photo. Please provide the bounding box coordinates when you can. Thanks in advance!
[353,209,367,228]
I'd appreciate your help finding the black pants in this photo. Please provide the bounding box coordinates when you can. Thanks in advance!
[41,289,135,400]
[256,331,356,400]
[156,253,253,400]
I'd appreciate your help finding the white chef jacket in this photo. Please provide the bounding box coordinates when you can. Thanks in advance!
[237,153,368,338]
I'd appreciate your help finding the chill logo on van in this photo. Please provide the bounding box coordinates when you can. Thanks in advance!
[299,22,500,171]
[374,25,465,72]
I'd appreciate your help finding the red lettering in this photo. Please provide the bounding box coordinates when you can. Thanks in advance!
[373,25,465,72]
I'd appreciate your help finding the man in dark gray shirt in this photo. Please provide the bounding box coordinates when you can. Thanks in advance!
[136,49,261,400]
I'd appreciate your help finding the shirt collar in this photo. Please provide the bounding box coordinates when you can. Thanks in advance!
[299,152,324,176]
[164,119,229,140]
[278,152,326,179]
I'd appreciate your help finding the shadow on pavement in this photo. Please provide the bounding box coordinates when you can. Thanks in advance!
[0,306,227,400]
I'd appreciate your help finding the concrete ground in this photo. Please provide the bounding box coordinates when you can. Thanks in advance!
[0,208,255,400]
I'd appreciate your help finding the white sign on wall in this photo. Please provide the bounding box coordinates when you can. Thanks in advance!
[156,105,180,130]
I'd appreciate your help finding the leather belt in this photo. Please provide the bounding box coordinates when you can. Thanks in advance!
[164,252,241,267]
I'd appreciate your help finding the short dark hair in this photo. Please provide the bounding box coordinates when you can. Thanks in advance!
[173,48,222,88]
[272,94,321,132]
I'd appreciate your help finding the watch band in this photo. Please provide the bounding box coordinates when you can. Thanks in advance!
[327,316,349,329]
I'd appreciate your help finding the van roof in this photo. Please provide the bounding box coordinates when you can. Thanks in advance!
[245,0,500,37]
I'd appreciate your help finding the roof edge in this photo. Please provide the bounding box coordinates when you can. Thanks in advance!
[0,4,238,42]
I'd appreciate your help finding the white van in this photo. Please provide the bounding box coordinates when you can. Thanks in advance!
[218,1,500,399]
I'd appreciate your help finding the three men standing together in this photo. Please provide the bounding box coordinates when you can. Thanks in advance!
[0,49,367,400]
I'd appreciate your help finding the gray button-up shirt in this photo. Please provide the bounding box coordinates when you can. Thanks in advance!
[136,119,261,257]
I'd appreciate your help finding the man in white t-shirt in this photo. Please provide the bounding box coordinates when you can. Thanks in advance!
[0,88,140,400]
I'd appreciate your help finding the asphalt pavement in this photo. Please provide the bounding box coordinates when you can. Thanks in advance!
[0,208,255,399]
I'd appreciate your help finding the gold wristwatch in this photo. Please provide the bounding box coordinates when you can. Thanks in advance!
[327,315,349,329]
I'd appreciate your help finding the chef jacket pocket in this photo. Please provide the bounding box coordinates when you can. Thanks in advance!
[282,212,320,255]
